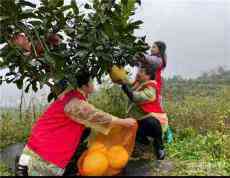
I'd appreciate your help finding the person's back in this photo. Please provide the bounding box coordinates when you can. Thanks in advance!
[27,90,86,169]
[16,72,136,176]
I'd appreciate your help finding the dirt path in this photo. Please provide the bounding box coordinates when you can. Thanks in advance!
[120,158,174,176]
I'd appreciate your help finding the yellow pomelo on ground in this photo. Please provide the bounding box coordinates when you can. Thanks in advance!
[82,151,109,176]
[109,65,127,83]
[107,145,129,169]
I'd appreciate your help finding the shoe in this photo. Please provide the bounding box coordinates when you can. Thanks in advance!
[156,149,165,160]
[15,164,28,176]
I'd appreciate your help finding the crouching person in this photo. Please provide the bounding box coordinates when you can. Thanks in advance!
[118,63,168,160]
[16,71,136,176]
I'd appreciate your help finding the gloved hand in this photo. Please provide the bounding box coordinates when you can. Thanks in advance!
[165,127,173,144]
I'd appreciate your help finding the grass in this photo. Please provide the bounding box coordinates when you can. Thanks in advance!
[0,112,34,150]
[157,130,230,176]
[89,83,230,175]
[0,162,14,176]
[0,79,230,176]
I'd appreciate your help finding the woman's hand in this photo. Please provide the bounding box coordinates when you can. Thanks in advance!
[123,118,137,127]
[113,118,136,128]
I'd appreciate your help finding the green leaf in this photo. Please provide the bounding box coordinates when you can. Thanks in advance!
[48,0,64,9]
[15,79,23,89]
[32,81,38,92]
[0,16,9,22]
[18,12,37,20]
[103,21,113,37]
[84,3,91,9]
[49,52,65,69]
[6,78,14,83]
[0,76,2,85]
[60,5,72,12]
[25,83,31,93]
[47,92,56,102]
[136,0,141,5]
[29,20,43,27]
[40,0,49,6]
[18,0,36,8]
[120,0,137,21]
[0,36,6,43]
[95,45,104,51]
[44,52,55,65]
[71,0,79,15]
[78,42,92,48]
[129,20,143,28]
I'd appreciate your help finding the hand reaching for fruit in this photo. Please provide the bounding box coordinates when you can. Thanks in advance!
[109,65,128,85]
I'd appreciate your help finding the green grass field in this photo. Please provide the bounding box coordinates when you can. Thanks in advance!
[1,71,230,176]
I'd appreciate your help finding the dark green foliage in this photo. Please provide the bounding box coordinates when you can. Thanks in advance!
[0,0,148,101]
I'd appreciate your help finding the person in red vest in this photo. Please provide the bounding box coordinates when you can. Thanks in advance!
[119,63,167,160]
[16,71,136,176]
[133,41,167,94]
[133,41,173,144]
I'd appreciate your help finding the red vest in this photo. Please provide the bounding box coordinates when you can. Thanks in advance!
[27,90,86,169]
[137,81,164,114]
[156,63,163,94]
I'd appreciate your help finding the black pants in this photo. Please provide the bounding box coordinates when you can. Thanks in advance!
[137,117,164,151]
[63,128,91,176]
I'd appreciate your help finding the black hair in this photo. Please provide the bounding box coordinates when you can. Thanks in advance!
[57,79,68,90]
[141,63,158,80]
[154,41,167,68]
[56,70,91,92]
[75,70,91,88]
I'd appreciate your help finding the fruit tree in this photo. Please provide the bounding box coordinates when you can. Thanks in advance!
[0,0,148,101]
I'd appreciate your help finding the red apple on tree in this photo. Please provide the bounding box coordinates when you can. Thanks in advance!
[47,33,62,47]
[11,33,31,53]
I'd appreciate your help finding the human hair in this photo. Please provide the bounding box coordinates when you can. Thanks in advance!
[56,70,91,91]
[154,41,167,68]
[75,70,91,88]
[141,62,158,80]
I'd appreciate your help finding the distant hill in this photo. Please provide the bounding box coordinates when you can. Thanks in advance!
[165,66,230,85]
[163,67,230,101]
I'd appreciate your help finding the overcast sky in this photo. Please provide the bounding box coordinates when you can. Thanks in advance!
[133,0,230,77]
[0,0,229,107]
